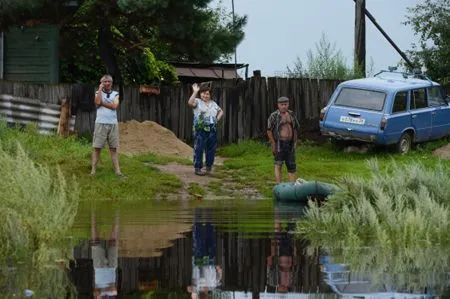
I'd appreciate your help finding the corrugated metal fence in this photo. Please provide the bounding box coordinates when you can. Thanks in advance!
[0,94,75,134]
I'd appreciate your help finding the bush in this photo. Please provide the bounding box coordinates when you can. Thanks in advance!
[297,160,450,248]
[0,143,79,265]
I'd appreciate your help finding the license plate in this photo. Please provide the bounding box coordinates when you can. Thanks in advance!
[340,116,365,125]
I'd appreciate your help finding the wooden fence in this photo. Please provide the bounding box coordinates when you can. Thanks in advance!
[0,78,342,144]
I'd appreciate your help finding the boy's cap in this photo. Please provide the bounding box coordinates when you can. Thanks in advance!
[277,96,289,103]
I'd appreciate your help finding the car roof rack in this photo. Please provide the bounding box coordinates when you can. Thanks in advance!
[374,67,433,84]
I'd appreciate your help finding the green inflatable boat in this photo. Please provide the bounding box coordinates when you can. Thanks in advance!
[272,179,339,202]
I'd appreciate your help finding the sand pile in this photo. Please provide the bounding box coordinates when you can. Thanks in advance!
[119,120,193,159]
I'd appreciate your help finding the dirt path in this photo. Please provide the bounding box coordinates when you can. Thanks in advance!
[119,121,262,200]
[155,157,262,200]
[433,142,450,159]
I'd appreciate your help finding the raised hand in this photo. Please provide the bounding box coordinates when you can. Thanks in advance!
[192,83,200,93]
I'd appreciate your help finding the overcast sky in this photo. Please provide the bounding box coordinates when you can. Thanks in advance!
[212,0,423,77]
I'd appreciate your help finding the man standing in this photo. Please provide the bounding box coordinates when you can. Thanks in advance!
[90,75,123,176]
[267,97,299,184]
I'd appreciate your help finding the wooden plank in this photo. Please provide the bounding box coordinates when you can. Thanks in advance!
[260,78,268,135]
[252,76,261,138]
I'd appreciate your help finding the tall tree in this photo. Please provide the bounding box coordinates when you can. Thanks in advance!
[404,0,450,84]
[0,0,247,84]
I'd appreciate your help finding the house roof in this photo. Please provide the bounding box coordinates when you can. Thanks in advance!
[171,62,248,80]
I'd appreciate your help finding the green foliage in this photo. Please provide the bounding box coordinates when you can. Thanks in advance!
[0,142,79,267]
[287,33,364,80]
[297,160,450,248]
[1,0,247,84]
[0,0,46,18]
[404,0,450,84]
[120,47,179,85]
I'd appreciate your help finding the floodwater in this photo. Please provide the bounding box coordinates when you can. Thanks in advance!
[8,199,449,298]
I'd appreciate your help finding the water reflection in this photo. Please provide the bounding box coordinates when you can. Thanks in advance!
[318,246,448,298]
[68,200,449,298]
[91,210,119,298]
[188,208,223,298]
[266,202,306,294]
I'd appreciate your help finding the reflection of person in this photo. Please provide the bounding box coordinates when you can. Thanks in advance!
[188,83,224,176]
[90,74,123,177]
[267,96,300,184]
[187,209,222,298]
[91,212,119,298]
[266,220,296,293]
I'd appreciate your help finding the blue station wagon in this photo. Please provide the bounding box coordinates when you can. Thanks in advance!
[319,71,450,153]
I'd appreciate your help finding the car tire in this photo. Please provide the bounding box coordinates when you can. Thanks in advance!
[396,132,413,154]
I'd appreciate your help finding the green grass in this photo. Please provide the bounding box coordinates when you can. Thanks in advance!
[0,142,78,299]
[0,142,78,264]
[187,183,206,198]
[217,138,450,197]
[0,122,188,200]
[297,160,450,249]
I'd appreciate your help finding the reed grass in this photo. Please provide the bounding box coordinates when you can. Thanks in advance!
[297,160,450,248]
[0,143,79,266]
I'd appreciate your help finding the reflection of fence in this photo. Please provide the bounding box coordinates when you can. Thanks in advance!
[0,94,75,134]
[72,232,328,295]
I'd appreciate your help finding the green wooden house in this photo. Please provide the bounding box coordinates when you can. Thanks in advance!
[0,24,60,84]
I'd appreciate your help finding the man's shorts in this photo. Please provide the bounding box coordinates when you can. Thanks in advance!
[91,244,118,268]
[274,141,296,173]
[93,123,119,149]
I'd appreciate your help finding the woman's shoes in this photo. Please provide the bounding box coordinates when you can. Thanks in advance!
[195,167,213,176]
[195,168,206,176]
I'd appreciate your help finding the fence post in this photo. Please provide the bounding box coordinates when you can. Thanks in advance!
[57,97,71,136]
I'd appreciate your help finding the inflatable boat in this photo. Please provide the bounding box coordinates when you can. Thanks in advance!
[272,179,339,202]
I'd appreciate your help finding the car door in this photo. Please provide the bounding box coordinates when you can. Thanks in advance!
[428,86,450,139]
[383,91,411,144]
[410,88,433,142]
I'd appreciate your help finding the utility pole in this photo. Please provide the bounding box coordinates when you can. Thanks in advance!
[352,0,416,70]
[354,0,366,77]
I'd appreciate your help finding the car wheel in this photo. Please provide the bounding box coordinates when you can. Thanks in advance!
[396,132,412,154]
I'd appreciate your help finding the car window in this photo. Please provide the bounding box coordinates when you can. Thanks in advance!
[334,88,386,111]
[428,86,446,106]
[392,91,408,113]
[411,88,427,110]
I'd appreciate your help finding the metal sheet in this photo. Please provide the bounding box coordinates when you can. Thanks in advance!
[0,94,75,134]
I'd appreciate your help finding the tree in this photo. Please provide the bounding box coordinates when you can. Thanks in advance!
[404,0,450,84]
[0,0,247,85]
[287,33,363,80]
